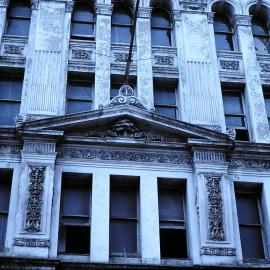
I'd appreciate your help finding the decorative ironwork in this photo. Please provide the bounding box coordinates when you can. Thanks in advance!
[13,238,49,248]
[25,167,46,232]
[206,176,225,241]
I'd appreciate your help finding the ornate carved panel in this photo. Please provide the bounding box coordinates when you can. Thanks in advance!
[13,238,49,248]
[229,159,270,169]
[154,55,174,66]
[260,63,270,73]
[200,247,236,256]
[220,60,239,71]
[0,145,21,154]
[206,176,225,241]
[25,167,46,232]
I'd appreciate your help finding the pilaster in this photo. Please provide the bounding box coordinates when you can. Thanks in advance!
[20,0,70,119]
[136,7,154,110]
[12,139,57,258]
[94,4,113,109]
[234,15,270,143]
[174,3,225,132]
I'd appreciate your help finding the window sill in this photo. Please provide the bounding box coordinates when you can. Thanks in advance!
[160,258,192,266]
[109,256,141,265]
[58,254,90,263]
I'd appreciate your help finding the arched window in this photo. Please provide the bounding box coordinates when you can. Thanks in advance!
[111,6,132,44]
[5,0,31,36]
[71,2,95,39]
[213,14,234,51]
[151,8,172,46]
[251,16,270,54]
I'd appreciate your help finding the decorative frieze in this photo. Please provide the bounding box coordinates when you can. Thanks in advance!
[137,7,152,18]
[194,152,226,163]
[71,49,92,60]
[260,63,270,73]
[206,176,225,241]
[154,55,174,66]
[0,145,21,154]
[25,167,46,233]
[60,148,192,166]
[114,53,129,63]
[200,247,236,256]
[23,142,56,154]
[95,4,113,16]
[220,60,239,71]
[13,238,49,248]
[229,159,270,169]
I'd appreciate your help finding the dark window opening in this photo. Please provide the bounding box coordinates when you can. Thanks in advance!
[5,0,31,36]
[58,173,91,255]
[264,91,270,127]
[0,169,12,247]
[158,180,188,259]
[110,176,139,257]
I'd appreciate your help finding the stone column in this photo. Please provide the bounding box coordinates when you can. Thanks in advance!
[0,0,8,41]
[136,7,154,110]
[94,4,113,109]
[174,3,225,132]
[140,175,160,264]
[12,139,57,258]
[20,0,70,119]
[192,146,237,265]
[90,171,110,263]
[234,15,270,143]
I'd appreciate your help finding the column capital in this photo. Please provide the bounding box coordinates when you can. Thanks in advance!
[65,0,74,13]
[0,0,9,8]
[137,7,152,18]
[95,4,113,16]
[233,14,252,28]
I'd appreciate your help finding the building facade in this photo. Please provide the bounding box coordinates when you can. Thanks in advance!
[1,0,270,269]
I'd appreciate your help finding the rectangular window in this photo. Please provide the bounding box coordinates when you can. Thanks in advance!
[235,187,265,261]
[66,77,93,114]
[0,76,23,126]
[222,88,249,141]
[110,176,139,257]
[58,173,91,255]
[0,169,12,247]
[158,179,187,259]
[264,92,270,126]
[154,84,177,119]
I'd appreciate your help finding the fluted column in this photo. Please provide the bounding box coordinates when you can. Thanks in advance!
[234,15,270,143]
[94,4,113,109]
[136,7,154,110]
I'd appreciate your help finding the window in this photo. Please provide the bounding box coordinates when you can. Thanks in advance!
[66,77,93,114]
[0,169,12,247]
[0,76,23,126]
[213,14,234,51]
[154,84,177,119]
[251,16,270,54]
[71,2,95,39]
[264,92,270,126]
[5,0,31,36]
[151,8,172,47]
[58,173,91,255]
[222,89,249,141]
[236,188,266,260]
[158,180,187,259]
[110,176,139,257]
[112,6,133,44]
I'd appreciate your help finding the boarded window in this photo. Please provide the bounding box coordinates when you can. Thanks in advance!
[158,180,187,259]
[0,169,12,247]
[58,173,91,254]
[110,176,139,256]
[236,189,265,260]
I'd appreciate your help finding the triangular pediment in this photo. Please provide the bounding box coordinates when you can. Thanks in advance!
[17,105,232,144]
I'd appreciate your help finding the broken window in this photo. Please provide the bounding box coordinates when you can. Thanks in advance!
[158,180,187,259]
[110,176,139,257]
[0,169,12,247]
[58,173,91,255]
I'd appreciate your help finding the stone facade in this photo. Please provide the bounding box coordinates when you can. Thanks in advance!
[1,0,270,269]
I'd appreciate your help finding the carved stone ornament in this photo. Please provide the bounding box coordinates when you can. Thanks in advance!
[114,53,129,63]
[3,45,24,56]
[101,85,147,110]
[220,60,239,71]
[229,159,270,169]
[194,152,226,163]
[0,145,21,154]
[95,4,113,16]
[69,118,178,142]
[25,167,46,232]
[200,247,236,256]
[172,10,182,21]
[207,12,215,23]
[60,148,193,166]
[13,238,49,248]
[233,15,252,27]
[137,7,152,18]
[206,176,225,241]
[15,114,23,124]
[30,0,39,10]
[226,128,236,140]
[65,1,74,12]
[72,49,92,60]
[260,63,270,73]
[179,0,207,12]
[154,55,174,66]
